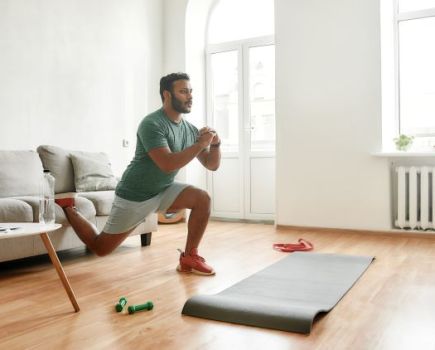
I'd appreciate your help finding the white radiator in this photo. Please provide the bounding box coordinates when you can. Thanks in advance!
[395,166,435,230]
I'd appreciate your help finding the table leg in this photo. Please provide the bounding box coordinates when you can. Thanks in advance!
[40,232,80,312]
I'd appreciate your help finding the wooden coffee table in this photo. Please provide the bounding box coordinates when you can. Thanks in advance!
[0,223,80,312]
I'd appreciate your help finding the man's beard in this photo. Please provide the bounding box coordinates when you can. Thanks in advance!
[170,93,191,114]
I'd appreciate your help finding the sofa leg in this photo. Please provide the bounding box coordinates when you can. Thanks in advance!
[140,232,152,246]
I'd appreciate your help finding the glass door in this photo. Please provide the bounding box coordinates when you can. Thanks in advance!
[207,37,275,220]
[208,49,244,217]
[245,43,275,218]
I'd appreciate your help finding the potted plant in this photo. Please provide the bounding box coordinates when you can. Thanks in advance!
[394,134,414,151]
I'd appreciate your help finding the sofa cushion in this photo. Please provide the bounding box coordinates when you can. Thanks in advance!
[61,196,97,224]
[0,151,43,198]
[13,196,61,223]
[70,152,118,192]
[78,190,114,216]
[0,198,34,222]
[15,196,96,225]
[37,145,75,194]
[55,196,97,225]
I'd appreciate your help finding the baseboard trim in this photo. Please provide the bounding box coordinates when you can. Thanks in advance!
[276,224,435,239]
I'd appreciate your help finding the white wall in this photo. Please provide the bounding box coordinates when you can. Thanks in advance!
[275,0,392,230]
[162,0,188,74]
[0,0,163,176]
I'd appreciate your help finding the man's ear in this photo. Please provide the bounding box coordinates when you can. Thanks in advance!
[163,90,171,102]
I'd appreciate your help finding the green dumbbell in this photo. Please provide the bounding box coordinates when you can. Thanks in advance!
[128,301,154,314]
[115,297,127,312]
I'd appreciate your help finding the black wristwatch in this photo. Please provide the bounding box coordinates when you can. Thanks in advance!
[210,141,221,148]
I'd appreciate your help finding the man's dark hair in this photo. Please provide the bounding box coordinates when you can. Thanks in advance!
[159,72,190,102]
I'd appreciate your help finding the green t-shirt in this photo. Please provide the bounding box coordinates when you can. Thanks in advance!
[115,108,199,201]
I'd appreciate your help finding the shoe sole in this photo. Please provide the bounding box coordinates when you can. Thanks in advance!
[176,265,215,276]
[55,193,76,208]
[55,198,75,208]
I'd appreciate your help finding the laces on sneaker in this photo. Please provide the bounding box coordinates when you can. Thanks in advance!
[177,248,204,259]
[192,254,205,262]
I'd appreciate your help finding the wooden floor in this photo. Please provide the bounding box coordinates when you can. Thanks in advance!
[1,221,435,350]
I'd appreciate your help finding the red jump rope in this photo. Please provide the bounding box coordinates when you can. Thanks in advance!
[273,238,313,252]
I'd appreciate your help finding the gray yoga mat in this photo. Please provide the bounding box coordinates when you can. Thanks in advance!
[182,252,374,333]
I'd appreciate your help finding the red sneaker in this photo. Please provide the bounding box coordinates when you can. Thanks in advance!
[177,248,215,276]
[55,193,76,208]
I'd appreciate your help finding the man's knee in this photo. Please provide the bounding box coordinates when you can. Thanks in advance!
[93,246,113,257]
[195,189,211,209]
[91,232,129,257]
[91,244,116,257]
[169,186,211,211]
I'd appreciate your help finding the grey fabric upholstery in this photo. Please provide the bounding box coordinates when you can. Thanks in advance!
[37,145,75,194]
[15,196,96,225]
[70,152,117,192]
[0,151,43,197]
[0,198,34,222]
[72,197,97,221]
[11,196,45,223]
[78,190,114,216]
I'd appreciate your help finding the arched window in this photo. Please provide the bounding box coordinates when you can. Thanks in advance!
[208,0,274,44]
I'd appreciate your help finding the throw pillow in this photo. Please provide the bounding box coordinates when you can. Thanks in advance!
[0,151,44,197]
[70,152,118,192]
[37,145,75,193]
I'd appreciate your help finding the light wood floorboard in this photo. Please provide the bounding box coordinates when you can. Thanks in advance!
[1,221,435,350]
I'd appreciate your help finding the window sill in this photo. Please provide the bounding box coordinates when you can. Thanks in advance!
[372,151,435,158]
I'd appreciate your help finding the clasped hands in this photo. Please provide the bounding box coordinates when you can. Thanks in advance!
[197,127,220,149]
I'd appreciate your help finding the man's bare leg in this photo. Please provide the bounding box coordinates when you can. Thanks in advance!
[165,186,211,253]
[64,207,133,256]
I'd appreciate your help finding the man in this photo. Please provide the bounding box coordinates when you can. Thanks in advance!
[61,72,221,275]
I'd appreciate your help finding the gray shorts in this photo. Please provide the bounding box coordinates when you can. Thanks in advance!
[103,182,190,234]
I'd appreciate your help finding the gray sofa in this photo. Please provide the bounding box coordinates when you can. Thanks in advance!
[0,145,158,263]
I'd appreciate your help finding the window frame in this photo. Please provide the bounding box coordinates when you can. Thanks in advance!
[205,35,275,156]
[394,0,435,137]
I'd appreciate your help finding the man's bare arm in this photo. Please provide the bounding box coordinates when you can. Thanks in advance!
[148,132,214,173]
[196,127,221,171]
[197,146,221,171]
